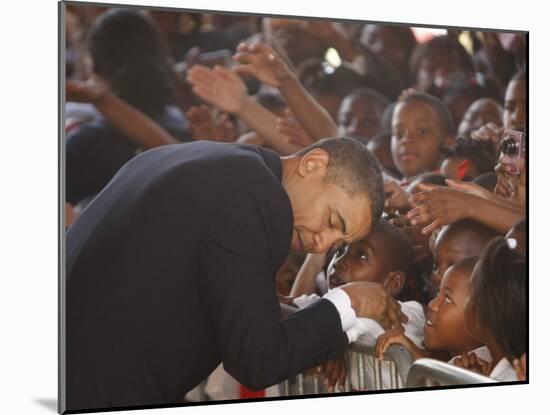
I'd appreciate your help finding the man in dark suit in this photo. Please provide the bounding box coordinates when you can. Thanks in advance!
[64,137,398,412]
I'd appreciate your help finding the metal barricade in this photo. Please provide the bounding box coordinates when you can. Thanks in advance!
[405,358,496,387]
[279,332,415,395]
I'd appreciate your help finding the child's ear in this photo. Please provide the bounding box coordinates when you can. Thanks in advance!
[383,271,405,297]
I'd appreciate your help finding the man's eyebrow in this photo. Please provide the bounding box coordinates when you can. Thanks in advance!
[336,209,347,234]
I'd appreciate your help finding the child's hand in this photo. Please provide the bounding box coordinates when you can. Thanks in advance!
[66,76,109,104]
[185,105,237,142]
[512,353,526,381]
[375,327,405,359]
[445,179,494,201]
[340,282,407,329]
[275,110,315,148]
[187,65,248,114]
[298,21,344,46]
[471,122,503,154]
[407,185,475,235]
[384,181,411,213]
[314,356,347,393]
[452,352,491,376]
[233,43,293,88]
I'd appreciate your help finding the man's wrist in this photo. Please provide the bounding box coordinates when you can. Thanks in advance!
[323,288,357,332]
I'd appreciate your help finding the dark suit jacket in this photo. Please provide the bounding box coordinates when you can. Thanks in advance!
[65,141,348,412]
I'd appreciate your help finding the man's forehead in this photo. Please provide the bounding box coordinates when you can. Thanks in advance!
[341,197,372,239]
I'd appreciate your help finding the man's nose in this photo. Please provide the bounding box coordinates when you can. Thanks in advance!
[312,231,339,253]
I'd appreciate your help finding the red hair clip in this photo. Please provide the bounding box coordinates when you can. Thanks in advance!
[457,159,470,180]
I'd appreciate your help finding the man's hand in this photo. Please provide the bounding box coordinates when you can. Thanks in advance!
[340,282,407,329]
[186,65,248,114]
[185,104,237,142]
[232,43,294,88]
[407,184,475,235]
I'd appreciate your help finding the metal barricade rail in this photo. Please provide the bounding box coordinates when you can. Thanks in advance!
[280,336,496,396]
[280,332,415,395]
[405,358,496,387]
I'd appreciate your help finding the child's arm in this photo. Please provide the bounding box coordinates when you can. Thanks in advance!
[233,43,338,141]
[67,79,178,149]
[375,327,427,361]
[186,64,302,155]
[407,184,525,235]
[290,253,328,297]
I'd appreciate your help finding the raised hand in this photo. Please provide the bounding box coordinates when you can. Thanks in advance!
[406,184,475,235]
[185,105,237,142]
[232,43,293,88]
[275,110,315,148]
[445,179,494,201]
[384,180,412,213]
[186,65,248,114]
[340,282,407,330]
[66,75,109,104]
[471,122,504,154]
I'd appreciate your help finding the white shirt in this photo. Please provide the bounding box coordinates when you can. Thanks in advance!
[490,358,519,382]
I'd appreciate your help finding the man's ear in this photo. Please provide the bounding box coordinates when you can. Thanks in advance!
[383,271,405,297]
[297,148,330,178]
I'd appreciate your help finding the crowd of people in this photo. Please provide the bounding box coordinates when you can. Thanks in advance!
[65,5,527,402]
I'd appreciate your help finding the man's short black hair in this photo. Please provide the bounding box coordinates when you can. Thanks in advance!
[400,91,455,138]
[295,137,384,222]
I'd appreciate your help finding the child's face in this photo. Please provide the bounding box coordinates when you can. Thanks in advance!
[391,101,444,179]
[503,79,526,130]
[424,264,481,353]
[326,235,389,290]
[457,99,503,138]
[338,95,384,141]
[431,228,480,289]
[360,26,407,74]
[416,51,466,95]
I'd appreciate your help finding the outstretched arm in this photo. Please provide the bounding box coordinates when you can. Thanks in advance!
[233,43,338,141]
[186,64,302,155]
[407,184,525,235]
[67,78,178,149]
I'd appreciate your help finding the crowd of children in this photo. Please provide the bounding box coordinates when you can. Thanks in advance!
[65,5,527,398]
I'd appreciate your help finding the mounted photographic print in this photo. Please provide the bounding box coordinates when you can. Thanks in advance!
[60,0,528,413]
